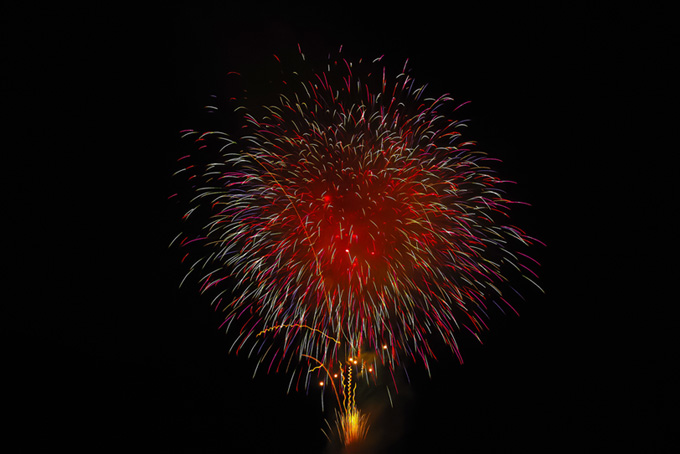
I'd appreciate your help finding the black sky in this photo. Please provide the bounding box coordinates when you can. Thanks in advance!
[4,2,675,453]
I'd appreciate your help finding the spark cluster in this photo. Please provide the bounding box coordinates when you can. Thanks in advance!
[172,48,541,396]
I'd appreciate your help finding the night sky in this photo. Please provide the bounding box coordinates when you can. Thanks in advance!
[4,2,675,453]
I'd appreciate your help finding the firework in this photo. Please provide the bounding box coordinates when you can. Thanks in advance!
[336,407,370,446]
[173,47,541,405]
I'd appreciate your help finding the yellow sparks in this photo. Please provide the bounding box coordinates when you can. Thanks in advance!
[256,324,341,344]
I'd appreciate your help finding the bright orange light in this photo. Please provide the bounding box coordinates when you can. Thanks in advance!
[338,407,369,445]
[319,381,324,386]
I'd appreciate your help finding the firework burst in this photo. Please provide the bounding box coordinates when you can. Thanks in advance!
[172,47,542,400]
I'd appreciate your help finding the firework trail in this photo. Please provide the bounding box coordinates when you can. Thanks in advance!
[172,47,542,440]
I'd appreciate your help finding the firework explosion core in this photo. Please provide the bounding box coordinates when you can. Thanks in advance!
[173,47,541,444]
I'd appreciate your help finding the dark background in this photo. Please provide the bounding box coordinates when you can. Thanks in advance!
[4,1,675,453]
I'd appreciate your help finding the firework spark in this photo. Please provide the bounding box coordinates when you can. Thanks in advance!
[337,406,370,446]
[321,357,370,446]
[173,47,542,400]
